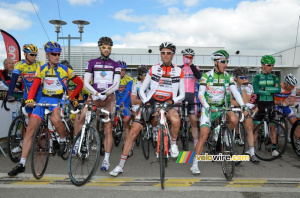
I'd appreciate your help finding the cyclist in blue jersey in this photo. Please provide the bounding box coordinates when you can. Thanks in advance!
[115,60,133,140]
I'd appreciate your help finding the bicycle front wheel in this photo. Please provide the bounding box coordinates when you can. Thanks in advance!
[113,119,123,147]
[141,124,150,159]
[221,124,235,181]
[254,121,287,161]
[158,125,165,190]
[61,120,74,160]
[7,116,26,163]
[233,122,246,166]
[290,119,300,157]
[31,122,50,180]
[68,126,100,186]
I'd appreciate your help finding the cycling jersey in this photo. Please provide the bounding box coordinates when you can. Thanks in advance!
[147,64,184,102]
[85,58,121,93]
[9,60,43,97]
[274,83,296,103]
[199,69,234,107]
[253,73,280,102]
[116,74,133,105]
[180,64,200,93]
[36,63,74,98]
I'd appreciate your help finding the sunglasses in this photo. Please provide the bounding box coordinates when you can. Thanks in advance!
[121,69,126,71]
[217,60,229,64]
[265,64,274,67]
[238,76,248,80]
[161,51,174,55]
[101,46,112,50]
[29,54,37,57]
[50,53,60,57]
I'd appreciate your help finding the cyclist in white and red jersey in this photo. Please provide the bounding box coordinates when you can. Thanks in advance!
[180,48,201,148]
[109,42,185,177]
[74,37,121,172]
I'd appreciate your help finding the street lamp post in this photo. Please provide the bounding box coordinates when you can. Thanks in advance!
[49,19,90,63]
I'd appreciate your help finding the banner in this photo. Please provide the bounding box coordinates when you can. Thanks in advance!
[0,29,21,63]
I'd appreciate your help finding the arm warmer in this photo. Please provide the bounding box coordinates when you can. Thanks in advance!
[27,78,41,100]
[190,64,201,79]
[198,85,210,108]
[105,73,121,95]
[8,73,19,95]
[69,75,83,100]
[84,72,97,95]
[173,78,185,104]
[230,84,245,106]
[139,74,151,103]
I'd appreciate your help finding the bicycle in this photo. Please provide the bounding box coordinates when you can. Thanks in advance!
[153,102,181,190]
[204,106,240,181]
[286,105,300,157]
[68,103,110,186]
[112,104,124,147]
[231,107,246,166]
[7,99,28,163]
[31,101,74,180]
[253,107,287,161]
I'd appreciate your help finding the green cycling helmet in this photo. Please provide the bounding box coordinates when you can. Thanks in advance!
[261,55,275,64]
[211,50,229,60]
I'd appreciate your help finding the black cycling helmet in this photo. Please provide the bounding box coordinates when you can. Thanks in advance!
[159,42,176,53]
[137,65,148,75]
[61,60,73,70]
[98,37,113,46]
[232,67,248,77]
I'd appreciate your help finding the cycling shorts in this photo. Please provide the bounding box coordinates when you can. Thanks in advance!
[31,97,62,121]
[182,92,199,115]
[253,101,275,123]
[200,106,222,128]
[276,106,296,120]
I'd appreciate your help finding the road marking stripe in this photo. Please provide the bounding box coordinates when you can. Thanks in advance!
[86,178,133,186]
[227,179,267,187]
[154,179,201,187]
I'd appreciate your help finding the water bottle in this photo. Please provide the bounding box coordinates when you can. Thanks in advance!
[213,125,220,141]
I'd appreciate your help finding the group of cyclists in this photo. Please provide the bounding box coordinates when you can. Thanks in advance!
[2,36,300,179]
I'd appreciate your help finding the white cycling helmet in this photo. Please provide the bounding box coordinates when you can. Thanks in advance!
[284,73,298,86]
[181,48,195,56]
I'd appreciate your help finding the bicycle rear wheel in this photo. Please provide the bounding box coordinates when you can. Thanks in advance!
[221,124,234,181]
[31,122,50,180]
[141,124,150,159]
[7,116,25,163]
[113,119,123,147]
[290,119,300,157]
[68,126,100,186]
[233,122,246,166]
[61,120,74,160]
[158,125,165,190]
[254,121,287,161]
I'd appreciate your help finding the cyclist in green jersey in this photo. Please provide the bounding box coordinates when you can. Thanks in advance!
[253,55,280,157]
[190,50,247,175]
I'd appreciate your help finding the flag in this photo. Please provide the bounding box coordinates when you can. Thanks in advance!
[0,29,21,63]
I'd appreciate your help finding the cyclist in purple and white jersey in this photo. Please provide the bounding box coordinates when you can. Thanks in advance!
[179,48,201,148]
[74,37,121,172]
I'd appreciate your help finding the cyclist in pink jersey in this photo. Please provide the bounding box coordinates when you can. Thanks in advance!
[180,48,201,148]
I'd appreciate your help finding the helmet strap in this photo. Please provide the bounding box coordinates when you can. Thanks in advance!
[100,54,110,61]
[25,54,34,65]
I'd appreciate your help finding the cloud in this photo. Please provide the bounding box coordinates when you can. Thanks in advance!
[158,0,179,7]
[183,0,201,7]
[113,0,300,52]
[113,9,148,23]
[0,2,35,30]
[0,41,6,69]
[67,0,99,5]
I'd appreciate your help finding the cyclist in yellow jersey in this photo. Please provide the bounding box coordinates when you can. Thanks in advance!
[8,41,83,177]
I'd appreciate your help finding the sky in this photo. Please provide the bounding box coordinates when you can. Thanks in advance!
[0,0,300,66]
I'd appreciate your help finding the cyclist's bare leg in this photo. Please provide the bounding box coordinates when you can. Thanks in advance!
[189,114,199,146]
[20,116,40,159]
[104,120,113,153]
[226,111,239,130]
[167,109,180,138]
[122,122,143,156]
[50,108,65,138]
[195,126,210,156]
[74,105,88,136]
[244,118,254,147]
[123,116,131,140]
[270,125,276,144]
